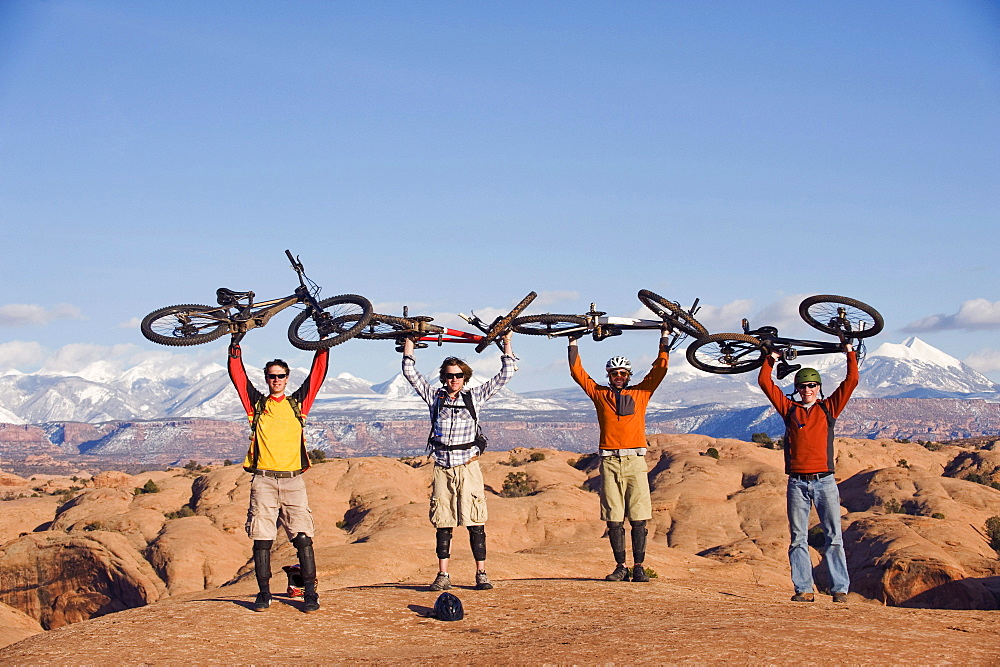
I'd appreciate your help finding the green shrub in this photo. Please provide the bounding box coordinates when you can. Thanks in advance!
[964,472,1000,490]
[308,449,326,463]
[641,566,658,579]
[134,479,160,495]
[83,521,107,532]
[704,447,720,460]
[897,459,909,469]
[920,440,943,451]
[335,520,348,530]
[529,452,546,462]
[882,498,903,514]
[986,516,1000,555]
[750,432,773,446]
[165,505,196,520]
[931,512,945,520]
[501,472,535,498]
[223,459,234,466]
[807,525,825,549]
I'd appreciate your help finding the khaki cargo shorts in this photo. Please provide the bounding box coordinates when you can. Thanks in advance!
[430,460,488,528]
[246,473,315,541]
[599,454,652,522]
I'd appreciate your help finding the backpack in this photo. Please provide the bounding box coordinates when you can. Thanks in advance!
[427,391,489,452]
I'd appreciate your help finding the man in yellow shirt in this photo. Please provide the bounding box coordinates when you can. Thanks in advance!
[229,340,327,612]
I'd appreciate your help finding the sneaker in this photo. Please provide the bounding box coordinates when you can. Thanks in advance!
[475,570,494,590]
[252,592,271,612]
[302,591,320,613]
[832,592,848,603]
[791,592,815,602]
[605,564,630,582]
[429,572,451,591]
[631,565,650,582]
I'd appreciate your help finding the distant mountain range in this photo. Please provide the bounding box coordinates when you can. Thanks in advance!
[0,337,995,426]
[1,338,999,470]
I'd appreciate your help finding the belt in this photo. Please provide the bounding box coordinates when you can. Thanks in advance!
[253,469,303,479]
[789,472,833,481]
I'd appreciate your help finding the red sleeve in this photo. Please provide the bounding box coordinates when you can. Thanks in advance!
[227,343,257,415]
[824,350,858,418]
[757,355,792,416]
[292,348,329,415]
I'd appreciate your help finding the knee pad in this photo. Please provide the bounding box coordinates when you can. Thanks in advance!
[606,522,626,561]
[468,525,487,562]
[436,527,453,560]
[630,520,648,563]
[253,539,273,553]
[291,533,312,549]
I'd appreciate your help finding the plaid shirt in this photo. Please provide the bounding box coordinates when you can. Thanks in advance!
[402,354,516,468]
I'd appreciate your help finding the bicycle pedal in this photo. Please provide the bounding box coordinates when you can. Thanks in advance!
[776,361,801,380]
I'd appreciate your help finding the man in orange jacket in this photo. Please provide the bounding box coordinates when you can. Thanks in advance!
[568,325,671,582]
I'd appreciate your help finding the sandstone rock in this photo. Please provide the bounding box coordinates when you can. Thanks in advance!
[0,532,163,629]
[0,497,58,545]
[90,471,134,489]
[0,600,42,650]
[145,516,248,595]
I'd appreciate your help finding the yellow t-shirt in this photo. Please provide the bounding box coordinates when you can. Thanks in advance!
[240,396,304,472]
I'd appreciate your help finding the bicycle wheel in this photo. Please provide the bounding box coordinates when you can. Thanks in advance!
[475,291,538,353]
[511,313,590,337]
[337,313,442,340]
[799,295,884,339]
[287,294,373,350]
[637,289,708,338]
[686,333,766,374]
[141,304,230,346]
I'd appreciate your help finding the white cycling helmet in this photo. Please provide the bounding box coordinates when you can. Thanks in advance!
[606,356,632,373]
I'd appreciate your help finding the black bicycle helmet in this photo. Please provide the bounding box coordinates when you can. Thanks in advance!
[433,592,464,621]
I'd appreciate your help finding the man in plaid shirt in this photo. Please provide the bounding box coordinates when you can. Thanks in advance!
[401,331,515,591]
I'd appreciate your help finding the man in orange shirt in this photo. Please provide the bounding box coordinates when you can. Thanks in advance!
[229,340,327,613]
[568,326,671,582]
[758,344,857,603]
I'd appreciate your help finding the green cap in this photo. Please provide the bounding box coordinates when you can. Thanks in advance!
[794,367,822,385]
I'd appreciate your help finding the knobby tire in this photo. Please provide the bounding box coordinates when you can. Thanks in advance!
[140,304,230,347]
[637,289,708,338]
[287,294,373,350]
[799,295,884,339]
[686,333,766,374]
[511,314,590,337]
[475,291,538,353]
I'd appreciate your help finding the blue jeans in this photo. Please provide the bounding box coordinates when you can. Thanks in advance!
[786,474,850,594]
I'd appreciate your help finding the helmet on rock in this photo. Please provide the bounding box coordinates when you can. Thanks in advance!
[794,368,822,385]
[606,356,632,373]
[433,592,464,621]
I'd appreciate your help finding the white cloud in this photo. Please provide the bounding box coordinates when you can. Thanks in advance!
[0,303,83,327]
[964,348,1000,374]
[683,299,755,333]
[532,290,579,307]
[118,316,141,329]
[0,341,48,372]
[905,299,1000,333]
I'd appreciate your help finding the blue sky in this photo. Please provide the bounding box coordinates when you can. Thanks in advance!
[1,1,998,392]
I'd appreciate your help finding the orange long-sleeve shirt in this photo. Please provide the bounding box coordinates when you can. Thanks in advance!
[758,351,858,474]
[569,346,669,450]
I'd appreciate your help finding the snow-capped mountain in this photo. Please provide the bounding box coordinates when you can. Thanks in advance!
[0,337,995,425]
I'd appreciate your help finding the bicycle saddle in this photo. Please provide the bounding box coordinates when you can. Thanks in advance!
[216,288,252,306]
[776,361,801,380]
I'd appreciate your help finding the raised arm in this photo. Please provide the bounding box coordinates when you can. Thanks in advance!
[471,332,516,402]
[568,336,599,398]
[632,324,672,392]
[290,348,329,415]
[401,336,435,405]
[825,345,859,418]
[227,340,263,415]
[757,351,792,414]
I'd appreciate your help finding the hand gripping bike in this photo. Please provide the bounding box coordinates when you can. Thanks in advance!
[510,289,707,351]
[140,250,374,350]
[685,295,884,378]
[335,292,537,353]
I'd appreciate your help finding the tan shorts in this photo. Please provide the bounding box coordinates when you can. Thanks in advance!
[599,454,652,522]
[430,460,488,528]
[246,473,315,541]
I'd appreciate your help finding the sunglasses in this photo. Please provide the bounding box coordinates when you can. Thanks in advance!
[796,382,820,389]
[266,373,288,380]
[608,370,630,378]
[442,372,465,380]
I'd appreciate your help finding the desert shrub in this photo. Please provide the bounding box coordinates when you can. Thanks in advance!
[964,472,1000,490]
[308,449,326,463]
[807,526,825,549]
[82,521,107,532]
[897,459,910,469]
[184,460,201,470]
[223,459,234,466]
[165,505,196,520]
[750,432,773,446]
[920,440,943,451]
[335,520,348,530]
[641,566,658,579]
[986,516,1000,554]
[567,458,577,467]
[894,438,911,444]
[882,498,903,514]
[501,472,535,498]
[572,453,600,471]
[529,452,546,462]
[704,447,720,460]
[931,512,945,520]
[134,479,160,495]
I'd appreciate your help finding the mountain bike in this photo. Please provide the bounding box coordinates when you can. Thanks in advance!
[140,250,374,350]
[685,295,883,378]
[510,289,707,350]
[336,292,537,354]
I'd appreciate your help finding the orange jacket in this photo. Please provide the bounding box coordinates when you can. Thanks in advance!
[758,351,858,474]
[569,346,668,450]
